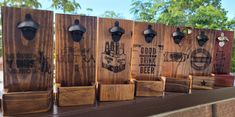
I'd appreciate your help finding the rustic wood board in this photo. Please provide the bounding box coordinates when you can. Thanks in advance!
[161,26,192,78]
[97,18,133,84]
[135,79,165,97]
[58,86,95,106]
[2,7,53,92]
[192,76,214,90]
[99,84,135,101]
[165,77,192,93]
[189,29,216,76]
[212,31,234,74]
[215,74,234,87]
[131,22,165,80]
[2,90,52,116]
[55,14,97,86]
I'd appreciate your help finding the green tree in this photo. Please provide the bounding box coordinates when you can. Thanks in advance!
[0,0,41,8]
[51,0,81,13]
[100,10,123,19]
[232,31,235,72]
[130,0,162,22]
[130,0,235,30]
[0,0,81,13]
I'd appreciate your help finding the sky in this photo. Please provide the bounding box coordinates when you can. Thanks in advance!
[1,0,235,20]
[37,0,235,20]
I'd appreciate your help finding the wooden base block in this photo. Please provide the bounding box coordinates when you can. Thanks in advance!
[99,83,135,101]
[2,90,52,116]
[165,77,192,93]
[58,86,96,106]
[215,74,234,87]
[135,79,165,97]
[192,76,215,90]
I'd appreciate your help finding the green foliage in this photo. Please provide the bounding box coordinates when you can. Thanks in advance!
[130,0,161,22]
[51,0,81,13]
[130,0,235,30]
[0,0,42,8]
[232,32,235,72]
[0,0,81,13]
[100,10,123,19]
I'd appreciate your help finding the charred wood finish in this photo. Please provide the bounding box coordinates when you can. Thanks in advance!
[2,7,53,92]
[165,77,192,93]
[215,74,234,87]
[55,14,97,86]
[131,22,165,81]
[213,31,234,74]
[161,26,192,78]
[190,29,216,76]
[97,18,133,84]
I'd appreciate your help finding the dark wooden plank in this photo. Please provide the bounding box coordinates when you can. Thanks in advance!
[131,22,165,80]
[165,77,192,93]
[215,74,234,87]
[189,29,216,76]
[2,7,53,92]
[212,30,234,74]
[161,26,192,78]
[55,14,97,86]
[97,18,133,84]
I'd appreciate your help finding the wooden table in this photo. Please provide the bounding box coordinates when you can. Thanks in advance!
[1,87,234,117]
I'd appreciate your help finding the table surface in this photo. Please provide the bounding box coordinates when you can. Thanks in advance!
[1,87,233,117]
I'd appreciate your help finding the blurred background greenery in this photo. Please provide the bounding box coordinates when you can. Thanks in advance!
[232,33,235,72]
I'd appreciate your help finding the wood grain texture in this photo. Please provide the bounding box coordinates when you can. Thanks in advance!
[2,90,52,116]
[213,31,234,74]
[215,74,234,87]
[55,14,96,86]
[161,26,192,78]
[58,86,95,106]
[165,77,192,93]
[97,18,133,84]
[131,22,165,80]
[189,29,216,76]
[192,76,214,90]
[2,7,53,92]
[135,77,165,97]
[99,84,135,101]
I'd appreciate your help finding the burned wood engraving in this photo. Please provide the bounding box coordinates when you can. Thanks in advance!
[57,47,95,63]
[139,47,157,74]
[6,52,51,74]
[190,48,212,71]
[164,52,189,62]
[6,53,37,74]
[102,41,126,73]
[201,80,207,86]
